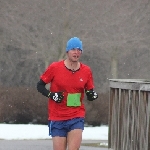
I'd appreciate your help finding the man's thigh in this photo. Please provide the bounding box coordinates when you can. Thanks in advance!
[67,129,83,150]
[52,136,67,150]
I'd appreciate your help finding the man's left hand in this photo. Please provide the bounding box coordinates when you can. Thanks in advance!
[86,89,98,101]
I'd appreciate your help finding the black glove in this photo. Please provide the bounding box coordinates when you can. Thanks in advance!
[86,89,98,101]
[48,92,64,103]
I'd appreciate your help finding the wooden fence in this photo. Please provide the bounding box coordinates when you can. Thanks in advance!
[108,79,150,150]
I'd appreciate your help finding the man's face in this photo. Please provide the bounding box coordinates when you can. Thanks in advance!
[67,48,82,62]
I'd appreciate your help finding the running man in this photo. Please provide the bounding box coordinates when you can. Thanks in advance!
[37,37,98,150]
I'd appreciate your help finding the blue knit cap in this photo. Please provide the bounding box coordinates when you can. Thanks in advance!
[66,37,83,52]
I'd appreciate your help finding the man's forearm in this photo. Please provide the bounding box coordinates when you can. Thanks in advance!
[37,79,49,97]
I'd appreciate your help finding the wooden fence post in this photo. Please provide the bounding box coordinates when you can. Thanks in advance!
[108,79,150,150]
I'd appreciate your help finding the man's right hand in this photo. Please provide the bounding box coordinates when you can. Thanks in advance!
[48,92,64,103]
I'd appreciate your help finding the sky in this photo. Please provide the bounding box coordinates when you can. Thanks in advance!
[0,124,108,141]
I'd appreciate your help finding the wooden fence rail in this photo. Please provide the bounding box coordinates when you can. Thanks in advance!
[108,79,150,150]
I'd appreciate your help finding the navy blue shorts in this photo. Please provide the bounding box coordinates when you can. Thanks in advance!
[48,117,84,137]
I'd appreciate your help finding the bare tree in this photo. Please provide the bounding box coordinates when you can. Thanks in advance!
[0,0,150,91]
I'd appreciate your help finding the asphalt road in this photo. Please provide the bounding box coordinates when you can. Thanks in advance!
[0,140,108,150]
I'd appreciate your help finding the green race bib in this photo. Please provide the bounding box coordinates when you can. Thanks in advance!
[67,93,81,107]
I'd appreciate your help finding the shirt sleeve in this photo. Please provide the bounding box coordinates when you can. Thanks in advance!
[40,62,56,84]
[85,68,95,90]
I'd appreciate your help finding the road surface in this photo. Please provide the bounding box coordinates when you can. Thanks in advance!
[0,140,108,150]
